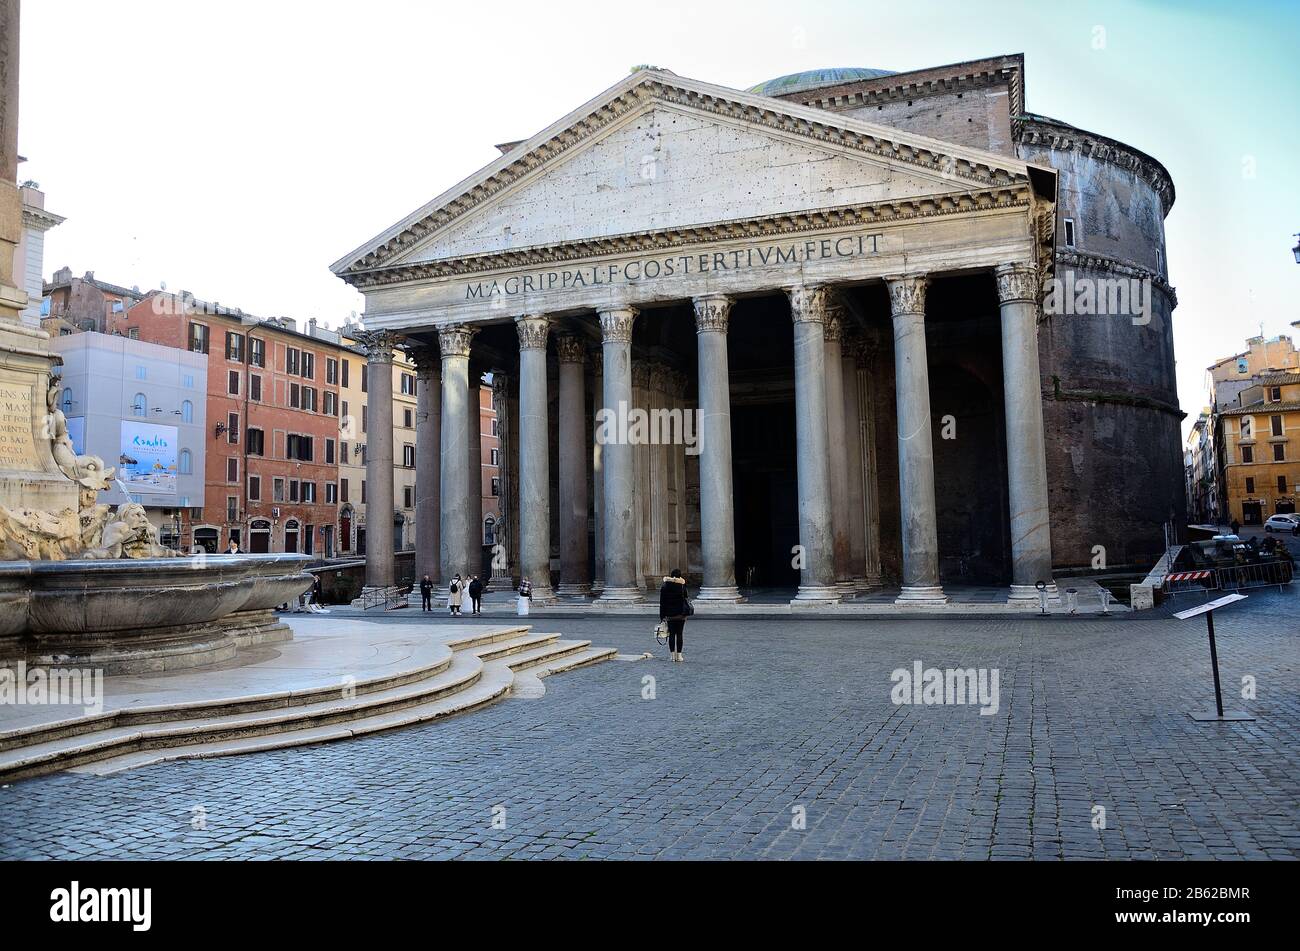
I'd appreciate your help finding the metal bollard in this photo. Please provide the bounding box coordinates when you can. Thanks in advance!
[1035,580,1049,615]
[1065,588,1078,615]
[1099,588,1112,614]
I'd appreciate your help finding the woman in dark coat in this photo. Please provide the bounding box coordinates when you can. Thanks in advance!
[658,569,691,662]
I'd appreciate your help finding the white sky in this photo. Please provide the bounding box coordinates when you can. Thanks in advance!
[17,0,1300,438]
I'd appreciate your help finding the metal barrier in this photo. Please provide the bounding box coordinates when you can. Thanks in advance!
[1164,569,1218,596]
[361,585,410,611]
[1164,561,1293,596]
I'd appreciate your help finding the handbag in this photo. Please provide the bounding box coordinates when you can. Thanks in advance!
[684,594,694,617]
[654,621,668,645]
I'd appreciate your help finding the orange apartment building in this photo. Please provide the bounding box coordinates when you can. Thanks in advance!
[122,292,344,555]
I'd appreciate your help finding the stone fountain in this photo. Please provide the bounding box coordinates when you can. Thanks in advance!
[0,0,311,673]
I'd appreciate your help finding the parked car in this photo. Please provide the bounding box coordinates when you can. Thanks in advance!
[1263,514,1300,535]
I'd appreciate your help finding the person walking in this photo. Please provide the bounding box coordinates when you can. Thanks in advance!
[658,568,692,662]
[1230,518,1241,537]
[448,574,464,616]
[517,577,532,616]
[468,575,483,616]
[419,574,434,612]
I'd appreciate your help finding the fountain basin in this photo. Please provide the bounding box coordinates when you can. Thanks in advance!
[0,554,313,674]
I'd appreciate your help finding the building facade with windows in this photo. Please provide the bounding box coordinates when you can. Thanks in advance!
[49,331,207,545]
[1218,370,1300,525]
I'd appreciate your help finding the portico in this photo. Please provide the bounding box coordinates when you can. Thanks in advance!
[334,68,1060,607]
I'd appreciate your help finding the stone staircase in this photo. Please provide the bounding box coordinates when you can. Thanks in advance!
[0,627,615,782]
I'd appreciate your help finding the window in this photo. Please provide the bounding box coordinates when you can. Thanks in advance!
[400,373,415,395]
[491,477,500,497]
[484,516,496,545]
[225,332,244,362]
[182,374,194,389]
[289,479,300,502]
[361,364,368,393]
[286,433,314,462]
[1274,444,1286,462]
[250,337,265,368]
[250,374,262,402]
[301,482,317,504]
[1242,446,1254,463]
[179,449,193,475]
[301,352,314,380]
[1279,476,1289,495]
[127,327,140,340]
[302,386,318,413]
[1271,415,1283,437]
[227,412,239,444]
[341,479,349,503]
[1245,477,1255,494]
[326,482,338,504]
[326,358,338,385]
[286,347,300,375]
[491,418,499,436]
[248,475,261,501]
[361,480,367,504]
[1062,218,1075,248]
[289,383,300,409]
[135,365,147,380]
[226,458,239,483]
[340,440,348,461]
[133,393,147,417]
[362,405,368,433]
[226,496,238,522]
[403,407,413,428]
[228,370,240,395]
[188,322,209,354]
[182,399,194,423]
[403,444,416,468]
[341,360,349,388]
[490,448,499,466]
[360,444,367,464]
[403,486,413,509]
[247,428,265,456]
[1241,417,1254,439]
[273,478,285,503]
[324,391,337,416]
[325,438,335,465]
[1269,386,1282,403]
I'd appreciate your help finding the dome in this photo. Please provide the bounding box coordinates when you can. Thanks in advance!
[748,67,897,98]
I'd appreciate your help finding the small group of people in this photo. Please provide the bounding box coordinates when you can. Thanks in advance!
[419,574,483,616]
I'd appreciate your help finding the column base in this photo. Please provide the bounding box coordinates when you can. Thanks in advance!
[696,586,746,603]
[595,586,645,603]
[895,585,949,605]
[1008,583,1060,605]
[793,584,842,604]
[554,583,592,599]
[851,575,878,594]
[835,580,859,600]
[527,584,557,605]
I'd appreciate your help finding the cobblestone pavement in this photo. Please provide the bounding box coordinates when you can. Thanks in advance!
[2,588,1297,860]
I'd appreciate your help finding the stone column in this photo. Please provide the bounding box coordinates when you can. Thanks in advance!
[888,275,947,604]
[356,329,398,590]
[996,263,1058,602]
[467,367,483,580]
[786,285,841,603]
[516,314,555,603]
[859,343,884,586]
[841,338,869,590]
[555,334,590,597]
[590,349,605,595]
[490,373,513,587]
[692,294,742,601]
[411,344,441,586]
[823,302,854,595]
[596,306,643,602]
[439,325,475,593]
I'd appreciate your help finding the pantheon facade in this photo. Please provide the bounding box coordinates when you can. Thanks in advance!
[332,55,1182,606]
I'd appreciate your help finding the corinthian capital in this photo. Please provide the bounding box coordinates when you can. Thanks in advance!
[598,306,637,344]
[437,324,476,359]
[786,284,829,325]
[555,333,585,364]
[404,343,441,379]
[354,328,401,364]
[994,263,1040,304]
[692,294,733,334]
[886,275,928,317]
[515,314,550,351]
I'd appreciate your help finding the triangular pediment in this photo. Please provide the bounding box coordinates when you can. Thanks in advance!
[332,69,1039,280]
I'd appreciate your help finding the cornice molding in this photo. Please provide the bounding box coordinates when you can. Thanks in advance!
[346,186,1032,290]
[1019,117,1174,215]
[1054,247,1177,310]
[336,73,1033,280]
[794,64,1024,123]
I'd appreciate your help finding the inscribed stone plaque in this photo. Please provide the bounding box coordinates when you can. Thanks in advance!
[0,371,38,471]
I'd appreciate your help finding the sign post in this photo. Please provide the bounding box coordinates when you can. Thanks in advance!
[1173,593,1256,722]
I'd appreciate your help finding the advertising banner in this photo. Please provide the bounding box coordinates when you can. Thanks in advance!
[119,420,178,495]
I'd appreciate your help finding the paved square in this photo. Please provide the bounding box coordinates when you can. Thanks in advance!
[1,590,1296,860]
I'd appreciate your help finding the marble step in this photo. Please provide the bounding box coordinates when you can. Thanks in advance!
[0,625,535,752]
[0,633,592,781]
[69,643,618,777]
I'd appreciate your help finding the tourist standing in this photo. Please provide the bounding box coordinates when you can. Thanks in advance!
[517,577,532,616]
[226,538,240,555]
[468,575,483,616]
[658,569,692,662]
[419,574,434,612]
[448,574,464,616]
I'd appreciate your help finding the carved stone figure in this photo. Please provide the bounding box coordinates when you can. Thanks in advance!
[84,503,180,559]
[46,378,116,495]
